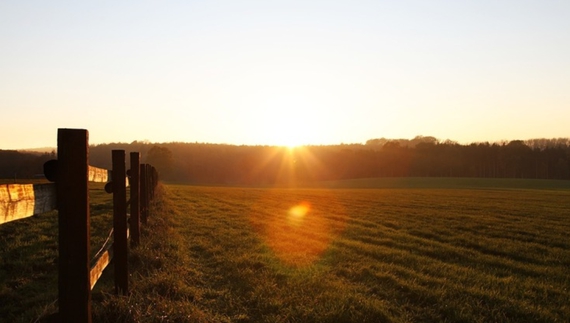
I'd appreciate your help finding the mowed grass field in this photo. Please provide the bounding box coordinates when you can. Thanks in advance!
[103,181,569,322]
[1,178,570,322]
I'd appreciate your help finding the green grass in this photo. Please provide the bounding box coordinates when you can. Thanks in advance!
[1,178,570,322]
[0,183,115,321]
[99,181,569,322]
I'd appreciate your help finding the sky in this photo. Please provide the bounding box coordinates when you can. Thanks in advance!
[1,0,569,150]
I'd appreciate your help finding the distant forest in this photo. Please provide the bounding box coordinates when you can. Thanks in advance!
[2,136,569,184]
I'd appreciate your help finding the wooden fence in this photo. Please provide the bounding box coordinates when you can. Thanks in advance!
[0,128,158,323]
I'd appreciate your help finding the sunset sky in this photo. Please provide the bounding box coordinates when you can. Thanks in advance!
[1,1,569,150]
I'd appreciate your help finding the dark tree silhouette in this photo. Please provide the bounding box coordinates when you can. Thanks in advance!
[2,137,569,183]
[146,146,174,180]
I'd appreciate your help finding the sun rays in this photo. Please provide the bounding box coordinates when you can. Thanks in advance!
[244,145,328,187]
[241,146,349,267]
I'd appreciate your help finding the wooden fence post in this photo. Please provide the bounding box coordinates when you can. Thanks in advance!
[112,150,128,295]
[151,166,158,199]
[140,164,148,224]
[130,152,141,247]
[57,129,91,323]
[149,166,154,200]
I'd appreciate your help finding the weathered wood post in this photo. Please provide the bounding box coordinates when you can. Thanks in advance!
[57,128,91,323]
[148,165,153,200]
[151,166,158,199]
[112,150,128,295]
[130,152,141,247]
[140,164,149,224]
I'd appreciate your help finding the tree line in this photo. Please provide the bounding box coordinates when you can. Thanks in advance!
[0,150,55,180]
[2,136,569,184]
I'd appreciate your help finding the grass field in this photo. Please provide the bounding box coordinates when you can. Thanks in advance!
[0,183,115,321]
[1,178,569,322]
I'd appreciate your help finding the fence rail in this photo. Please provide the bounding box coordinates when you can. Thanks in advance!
[88,165,111,183]
[0,128,158,323]
[0,183,57,224]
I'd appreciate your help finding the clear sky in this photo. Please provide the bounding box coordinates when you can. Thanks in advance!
[1,0,569,149]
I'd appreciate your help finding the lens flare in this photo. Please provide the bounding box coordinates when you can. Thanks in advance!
[250,196,348,268]
[288,202,310,225]
[245,147,348,267]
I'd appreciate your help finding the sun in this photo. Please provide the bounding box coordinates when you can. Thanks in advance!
[272,131,305,149]
[257,95,324,148]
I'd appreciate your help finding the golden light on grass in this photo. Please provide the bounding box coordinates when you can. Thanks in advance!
[287,202,310,225]
[245,147,346,267]
[250,193,348,268]
[264,205,331,267]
